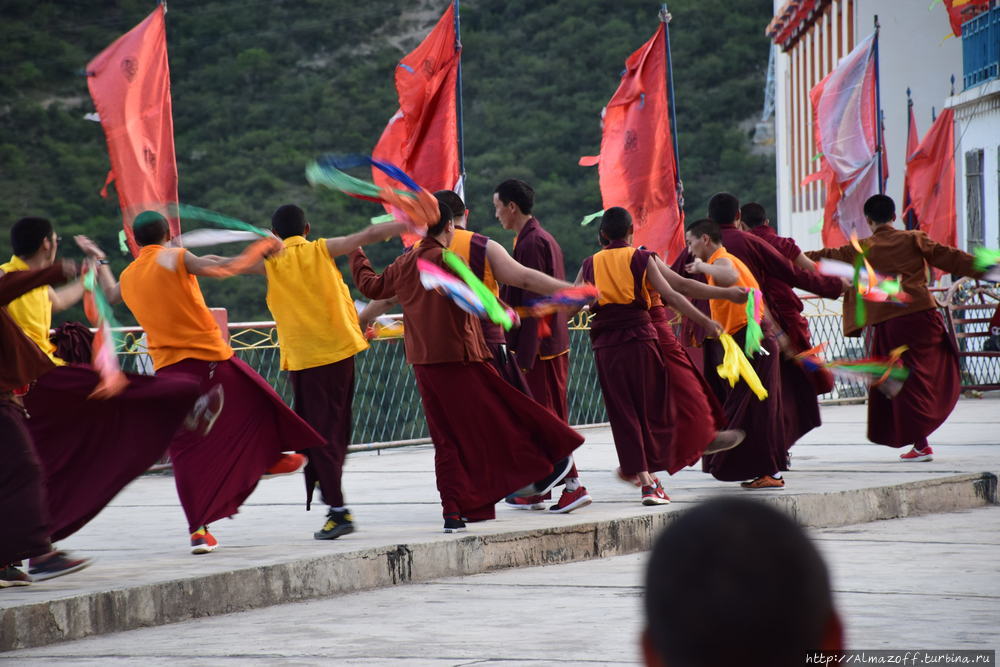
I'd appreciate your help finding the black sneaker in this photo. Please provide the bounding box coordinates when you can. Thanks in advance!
[314,509,355,540]
[509,457,574,498]
[27,551,91,582]
[443,514,466,533]
[0,565,32,588]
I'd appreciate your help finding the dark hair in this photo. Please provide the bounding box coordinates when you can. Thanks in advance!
[599,207,633,241]
[740,202,767,229]
[686,218,722,244]
[271,204,307,239]
[132,211,170,247]
[427,200,454,237]
[708,192,740,225]
[434,190,466,219]
[11,217,54,258]
[494,179,534,215]
[863,194,895,224]
[645,498,837,667]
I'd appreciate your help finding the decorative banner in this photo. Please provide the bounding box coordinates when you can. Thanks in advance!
[903,108,957,278]
[716,333,768,400]
[86,6,179,257]
[372,3,462,212]
[580,20,684,261]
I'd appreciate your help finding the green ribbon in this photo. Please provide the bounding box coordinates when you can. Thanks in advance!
[743,288,764,357]
[973,247,1000,272]
[82,266,123,345]
[441,249,513,330]
[305,162,416,201]
[118,229,129,254]
[579,210,605,226]
[810,218,824,234]
[853,254,866,328]
[370,213,396,224]
[167,204,269,237]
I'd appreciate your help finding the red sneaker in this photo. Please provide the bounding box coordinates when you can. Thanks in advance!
[549,486,592,513]
[641,480,670,505]
[899,445,933,462]
[190,526,219,555]
[504,494,546,510]
[262,453,307,479]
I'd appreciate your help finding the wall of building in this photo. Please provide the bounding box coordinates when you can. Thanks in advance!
[949,88,1000,251]
[773,1,961,251]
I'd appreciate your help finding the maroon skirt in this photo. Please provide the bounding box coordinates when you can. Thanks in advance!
[413,361,583,520]
[24,365,202,542]
[701,330,788,482]
[866,309,960,447]
[0,398,51,564]
[522,353,569,422]
[159,356,325,532]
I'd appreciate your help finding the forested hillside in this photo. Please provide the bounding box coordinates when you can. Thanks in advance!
[0,0,775,324]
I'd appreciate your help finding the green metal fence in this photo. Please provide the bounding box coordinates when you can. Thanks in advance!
[113,299,998,446]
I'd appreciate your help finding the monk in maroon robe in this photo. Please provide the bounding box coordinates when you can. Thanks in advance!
[351,200,582,533]
[672,194,845,451]
[578,209,745,504]
[806,195,986,461]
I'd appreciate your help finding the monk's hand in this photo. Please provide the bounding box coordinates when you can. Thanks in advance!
[704,319,723,339]
[685,258,706,275]
[60,259,78,279]
[729,287,749,304]
[74,235,106,261]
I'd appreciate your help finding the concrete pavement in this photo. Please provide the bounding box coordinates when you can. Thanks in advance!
[1,398,997,651]
[5,506,998,664]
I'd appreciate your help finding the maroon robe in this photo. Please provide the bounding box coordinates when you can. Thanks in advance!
[24,365,201,541]
[701,328,788,481]
[158,356,325,532]
[582,242,707,476]
[351,238,583,519]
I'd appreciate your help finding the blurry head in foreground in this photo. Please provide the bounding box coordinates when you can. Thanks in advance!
[642,497,843,667]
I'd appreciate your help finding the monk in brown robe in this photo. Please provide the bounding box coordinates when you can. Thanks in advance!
[685,218,788,489]
[117,212,325,554]
[577,208,745,504]
[351,200,583,533]
[806,194,986,461]
[672,194,845,452]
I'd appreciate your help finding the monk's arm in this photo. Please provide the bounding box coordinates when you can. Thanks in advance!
[349,248,398,300]
[794,252,817,272]
[358,298,398,330]
[486,240,572,295]
[646,259,722,337]
[49,282,84,312]
[74,235,122,303]
[651,256,746,303]
[805,244,855,264]
[0,262,75,306]
[915,232,982,278]
[325,222,407,258]
[687,256,739,286]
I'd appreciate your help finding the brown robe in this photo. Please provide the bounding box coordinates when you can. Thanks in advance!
[350,237,582,519]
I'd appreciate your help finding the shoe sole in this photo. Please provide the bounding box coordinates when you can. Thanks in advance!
[29,559,92,582]
[443,527,467,534]
[740,483,785,489]
[0,579,31,587]
[504,501,547,510]
[614,468,642,488]
[900,456,933,462]
[642,497,671,506]
[191,544,218,555]
[314,525,355,540]
[548,495,593,514]
[261,459,307,480]
[703,429,747,455]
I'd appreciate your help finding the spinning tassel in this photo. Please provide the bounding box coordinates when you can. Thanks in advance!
[82,264,128,399]
[716,333,768,400]
[515,286,599,319]
[417,258,488,318]
[743,287,764,357]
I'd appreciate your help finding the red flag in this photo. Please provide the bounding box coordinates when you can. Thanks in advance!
[904,108,956,253]
[803,32,880,247]
[373,3,461,241]
[86,6,179,257]
[902,105,920,230]
[580,23,683,261]
[943,0,991,37]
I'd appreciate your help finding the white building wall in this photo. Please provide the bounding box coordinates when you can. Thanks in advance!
[773,1,962,251]
[947,81,1000,252]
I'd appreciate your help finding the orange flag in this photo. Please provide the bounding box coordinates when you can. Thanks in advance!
[904,108,956,251]
[373,2,461,243]
[580,22,684,262]
[86,6,179,257]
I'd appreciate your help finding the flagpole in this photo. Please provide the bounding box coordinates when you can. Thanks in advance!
[454,0,466,191]
[904,87,916,230]
[660,4,682,199]
[873,15,884,195]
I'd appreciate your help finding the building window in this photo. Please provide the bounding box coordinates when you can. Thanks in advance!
[965,149,985,248]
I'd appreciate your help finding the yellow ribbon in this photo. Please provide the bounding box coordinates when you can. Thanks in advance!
[716,333,768,400]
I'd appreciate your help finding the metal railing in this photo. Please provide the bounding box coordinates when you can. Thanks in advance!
[112,298,999,447]
[963,2,1000,90]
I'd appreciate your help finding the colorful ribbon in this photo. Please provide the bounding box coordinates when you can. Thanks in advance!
[743,287,764,357]
[82,264,128,399]
[516,286,600,319]
[417,258,488,318]
[441,249,514,330]
[716,333,768,400]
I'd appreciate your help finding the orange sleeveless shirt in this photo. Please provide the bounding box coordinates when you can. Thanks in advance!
[705,246,760,335]
[120,245,233,370]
